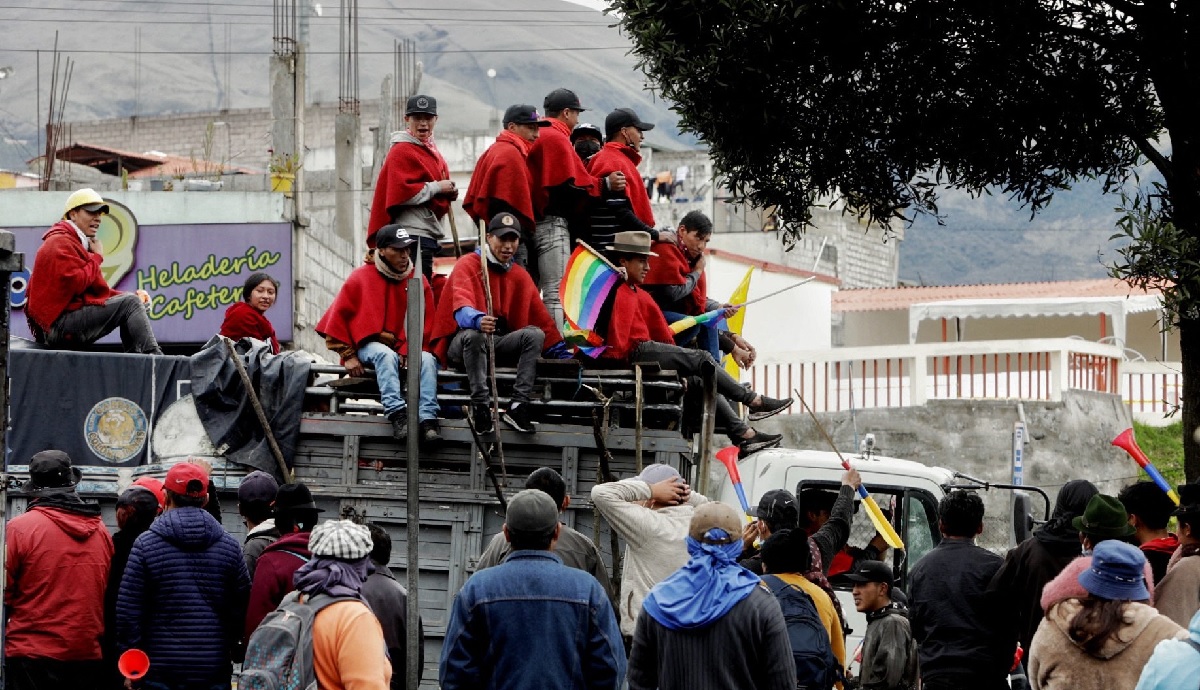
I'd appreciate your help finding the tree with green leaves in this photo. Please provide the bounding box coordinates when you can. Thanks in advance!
[613,0,1200,479]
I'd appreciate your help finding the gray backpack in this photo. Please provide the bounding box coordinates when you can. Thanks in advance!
[240,590,357,690]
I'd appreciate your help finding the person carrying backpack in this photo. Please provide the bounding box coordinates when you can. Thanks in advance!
[760,528,845,689]
[845,561,917,690]
[242,519,390,690]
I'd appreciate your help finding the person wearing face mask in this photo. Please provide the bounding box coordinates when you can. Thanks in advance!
[367,95,459,280]
[585,108,662,248]
[220,272,281,353]
[26,189,162,354]
[316,225,441,446]
[571,122,604,163]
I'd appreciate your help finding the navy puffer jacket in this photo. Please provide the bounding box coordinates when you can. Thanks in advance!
[116,506,250,687]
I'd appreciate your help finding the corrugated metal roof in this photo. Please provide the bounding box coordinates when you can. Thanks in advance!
[833,279,1163,313]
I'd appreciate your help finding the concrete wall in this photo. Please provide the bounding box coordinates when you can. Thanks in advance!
[754,390,1138,551]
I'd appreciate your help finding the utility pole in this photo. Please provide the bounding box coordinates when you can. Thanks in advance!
[335,0,362,250]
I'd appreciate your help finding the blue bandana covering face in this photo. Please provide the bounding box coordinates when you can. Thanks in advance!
[642,530,762,630]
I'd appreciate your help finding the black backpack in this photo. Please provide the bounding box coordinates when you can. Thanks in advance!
[762,574,840,690]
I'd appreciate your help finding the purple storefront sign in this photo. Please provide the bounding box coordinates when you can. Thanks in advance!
[9,220,293,344]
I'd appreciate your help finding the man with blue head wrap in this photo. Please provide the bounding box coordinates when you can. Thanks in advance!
[628,502,796,690]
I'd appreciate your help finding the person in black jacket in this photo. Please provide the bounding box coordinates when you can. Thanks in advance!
[908,490,1015,690]
[361,522,425,689]
[847,560,918,690]
[103,485,159,689]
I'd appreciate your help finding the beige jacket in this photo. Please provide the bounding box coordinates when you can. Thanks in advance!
[1154,554,1200,628]
[1028,598,1185,690]
[590,478,709,637]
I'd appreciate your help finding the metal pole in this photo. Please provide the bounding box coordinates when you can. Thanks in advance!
[0,231,23,685]
[405,242,422,690]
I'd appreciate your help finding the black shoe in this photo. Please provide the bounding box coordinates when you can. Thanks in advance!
[420,419,442,447]
[388,411,408,441]
[471,404,494,436]
[502,402,536,434]
[748,395,793,422]
[738,431,782,458]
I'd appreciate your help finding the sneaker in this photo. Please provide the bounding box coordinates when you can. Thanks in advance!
[502,402,537,434]
[737,430,782,458]
[420,419,442,447]
[388,411,408,442]
[471,404,494,436]
[748,395,793,422]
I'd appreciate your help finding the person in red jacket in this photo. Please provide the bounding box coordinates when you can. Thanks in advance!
[585,109,659,248]
[26,189,161,354]
[526,88,627,329]
[600,231,791,458]
[243,482,323,641]
[219,272,281,353]
[5,450,114,689]
[462,105,550,270]
[317,225,440,444]
[430,212,571,436]
[367,94,459,280]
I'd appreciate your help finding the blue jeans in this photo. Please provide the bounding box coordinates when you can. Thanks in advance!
[356,342,439,421]
[534,215,571,329]
[662,310,722,362]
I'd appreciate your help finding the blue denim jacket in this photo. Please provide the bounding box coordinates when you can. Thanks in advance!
[439,550,626,690]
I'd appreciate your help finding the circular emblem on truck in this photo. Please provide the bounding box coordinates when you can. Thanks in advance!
[85,397,149,463]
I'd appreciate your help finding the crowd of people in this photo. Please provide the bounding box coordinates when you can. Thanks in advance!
[5,451,417,690]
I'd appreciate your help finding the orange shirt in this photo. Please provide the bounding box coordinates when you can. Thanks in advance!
[312,600,392,690]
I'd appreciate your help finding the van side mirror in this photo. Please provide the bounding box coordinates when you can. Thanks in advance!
[1013,492,1035,544]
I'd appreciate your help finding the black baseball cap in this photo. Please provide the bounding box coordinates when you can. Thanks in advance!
[844,560,894,585]
[544,88,586,112]
[374,224,418,251]
[405,94,437,116]
[503,104,552,127]
[487,212,523,238]
[753,489,799,528]
[604,107,655,138]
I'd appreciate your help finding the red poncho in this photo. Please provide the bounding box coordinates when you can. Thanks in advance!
[219,301,280,353]
[527,118,602,220]
[588,142,654,226]
[26,221,120,331]
[644,240,707,315]
[430,251,562,363]
[315,261,434,359]
[462,130,535,233]
[600,281,674,363]
[367,137,452,245]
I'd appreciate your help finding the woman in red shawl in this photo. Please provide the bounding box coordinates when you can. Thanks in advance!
[220,272,281,353]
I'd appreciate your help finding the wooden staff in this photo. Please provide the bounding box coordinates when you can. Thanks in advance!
[478,220,507,485]
[447,208,463,259]
[222,337,294,482]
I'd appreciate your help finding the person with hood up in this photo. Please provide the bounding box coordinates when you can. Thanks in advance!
[627,502,795,690]
[1028,540,1185,690]
[297,519,392,690]
[846,560,918,690]
[116,462,250,690]
[1135,608,1200,690]
[26,189,161,353]
[988,479,1099,655]
[5,451,113,690]
[103,483,161,689]
[1151,482,1200,627]
[244,481,324,639]
[367,95,458,280]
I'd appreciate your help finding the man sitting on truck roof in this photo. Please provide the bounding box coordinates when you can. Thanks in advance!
[598,230,791,458]
[26,189,162,354]
[430,212,572,435]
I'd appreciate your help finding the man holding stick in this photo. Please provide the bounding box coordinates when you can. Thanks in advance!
[431,212,571,435]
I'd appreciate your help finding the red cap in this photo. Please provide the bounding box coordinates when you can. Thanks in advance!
[132,477,166,511]
[165,462,209,498]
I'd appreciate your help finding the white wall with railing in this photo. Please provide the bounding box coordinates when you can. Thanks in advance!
[737,338,1156,417]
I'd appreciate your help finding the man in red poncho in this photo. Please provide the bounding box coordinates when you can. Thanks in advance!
[585,108,660,248]
[462,105,549,270]
[26,189,162,354]
[526,88,627,329]
[599,231,791,459]
[316,225,441,446]
[643,211,757,369]
[430,212,572,436]
[367,95,459,280]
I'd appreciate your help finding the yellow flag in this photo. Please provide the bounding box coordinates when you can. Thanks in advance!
[722,267,754,380]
